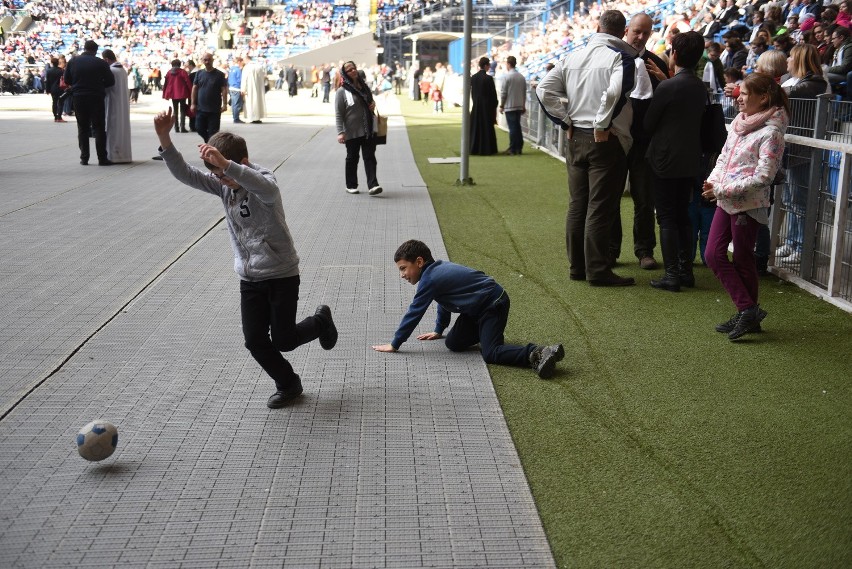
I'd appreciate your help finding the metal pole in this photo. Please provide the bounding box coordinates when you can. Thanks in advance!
[458,0,473,185]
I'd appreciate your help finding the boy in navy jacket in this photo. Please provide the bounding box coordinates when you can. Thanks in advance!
[154,107,338,408]
[372,240,564,378]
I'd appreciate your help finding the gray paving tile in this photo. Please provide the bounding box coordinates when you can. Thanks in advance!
[0,94,554,567]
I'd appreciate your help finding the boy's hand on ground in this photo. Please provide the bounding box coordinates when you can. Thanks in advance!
[372,344,397,352]
[416,332,442,341]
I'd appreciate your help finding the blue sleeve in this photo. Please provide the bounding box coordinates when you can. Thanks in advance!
[391,280,435,350]
[435,304,451,334]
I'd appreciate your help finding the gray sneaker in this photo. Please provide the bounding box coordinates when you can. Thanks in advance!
[529,344,565,379]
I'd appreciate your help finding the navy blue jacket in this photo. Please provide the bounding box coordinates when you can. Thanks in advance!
[63,52,114,97]
[391,260,504,350]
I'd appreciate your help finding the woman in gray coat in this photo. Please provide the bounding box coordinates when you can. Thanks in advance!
[335,61,382,195]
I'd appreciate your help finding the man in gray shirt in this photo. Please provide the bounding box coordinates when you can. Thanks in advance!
[499,56,527,156]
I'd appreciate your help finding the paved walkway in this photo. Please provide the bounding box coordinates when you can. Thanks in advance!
[0,91,555,567]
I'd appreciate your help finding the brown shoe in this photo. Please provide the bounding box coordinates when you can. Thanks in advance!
[639,256,658,270]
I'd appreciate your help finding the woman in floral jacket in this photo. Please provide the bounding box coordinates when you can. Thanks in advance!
[702,73,789,341]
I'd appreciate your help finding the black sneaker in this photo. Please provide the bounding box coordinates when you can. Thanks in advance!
[716,307,766,334]
[267,384,304,408]
[715,313,740,333]
[529,344,565,379]
[315,305,338,350]
[728,306,763,341]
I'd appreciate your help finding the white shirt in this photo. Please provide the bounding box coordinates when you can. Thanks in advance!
[632,51,653,101]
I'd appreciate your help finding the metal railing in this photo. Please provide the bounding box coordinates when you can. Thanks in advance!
[519,85,852,310]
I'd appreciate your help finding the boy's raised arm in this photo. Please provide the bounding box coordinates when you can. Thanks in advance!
[153,107,175,150]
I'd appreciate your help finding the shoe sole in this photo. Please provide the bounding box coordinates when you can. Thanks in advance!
[346,189,359,194]
[368,187,383,196]
[316,305,338,350]
[536,345,565,379]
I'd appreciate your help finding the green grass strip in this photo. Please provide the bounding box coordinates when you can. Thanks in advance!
[400,97,852,569]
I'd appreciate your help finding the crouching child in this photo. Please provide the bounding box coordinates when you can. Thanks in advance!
[372,240,564,378]
[153,107,338,408]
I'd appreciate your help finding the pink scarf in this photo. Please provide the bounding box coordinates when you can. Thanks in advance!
[732,107,779,136]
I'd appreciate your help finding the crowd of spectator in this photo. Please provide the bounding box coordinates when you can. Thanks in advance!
[0,0,356,94]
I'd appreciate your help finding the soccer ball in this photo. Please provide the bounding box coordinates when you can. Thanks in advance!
[76,420,118,461]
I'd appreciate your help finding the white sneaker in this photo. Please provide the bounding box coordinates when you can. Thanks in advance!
[368,185,383,196]
[775,244,793,258]
[346,187,359,194]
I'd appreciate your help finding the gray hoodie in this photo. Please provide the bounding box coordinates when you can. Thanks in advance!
[161,144,300,281]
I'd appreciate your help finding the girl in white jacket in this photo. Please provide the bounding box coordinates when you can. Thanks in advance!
[702,73,789,341]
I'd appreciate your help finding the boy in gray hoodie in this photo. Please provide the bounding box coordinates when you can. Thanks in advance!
[154,107,337,408]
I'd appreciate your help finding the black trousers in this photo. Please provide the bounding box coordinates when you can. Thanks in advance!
[171,98,188,130]
[611,140,657,259]
[72,94,107,163]
[51,92,62,120]
[344,136,379,190]
[444,295,534,367]
[195,110,221,143]
[240,276,323,392]
[652,174,692,231]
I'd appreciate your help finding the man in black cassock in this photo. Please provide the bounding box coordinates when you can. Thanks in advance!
[470,57,498,155]
[286,65,299,97]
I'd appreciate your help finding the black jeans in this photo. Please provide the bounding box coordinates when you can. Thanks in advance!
[240,276,322,391]
[444,294,534,367]
[195,110,221,143]
[72,94,107,163]
[51,92,62,120]
[344,136,379,190]
[171,98,188,130]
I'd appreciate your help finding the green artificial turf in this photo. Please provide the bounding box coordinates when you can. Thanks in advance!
[399,98,852,568]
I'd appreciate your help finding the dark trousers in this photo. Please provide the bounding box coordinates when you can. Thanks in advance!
[565,133,628,279]
[706,209,761,311]
[444,295,534,367]
[51,92,62,120]
[72,94,107,163]
[322,83,330,102]
[240,276,323,391]
[611,140,656,259]
[652,174,692,231]
[344,136,379,190]
[170,98,188,130]
[652,174,694,273]
[504,110,523,154]
[195,110,221,143]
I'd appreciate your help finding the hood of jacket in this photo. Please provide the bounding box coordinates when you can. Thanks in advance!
[586,33,639,59]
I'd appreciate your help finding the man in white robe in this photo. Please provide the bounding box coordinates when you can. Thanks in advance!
[240,55,268,123]
[102,49,132,162]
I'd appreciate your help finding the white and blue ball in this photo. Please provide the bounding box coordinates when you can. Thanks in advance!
[76,420,118,461]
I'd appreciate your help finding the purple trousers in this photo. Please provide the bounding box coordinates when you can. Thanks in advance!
[705,208,761,311]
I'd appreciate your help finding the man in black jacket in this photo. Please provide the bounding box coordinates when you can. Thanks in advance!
[610,13,669,271]
[63,40,115,166]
